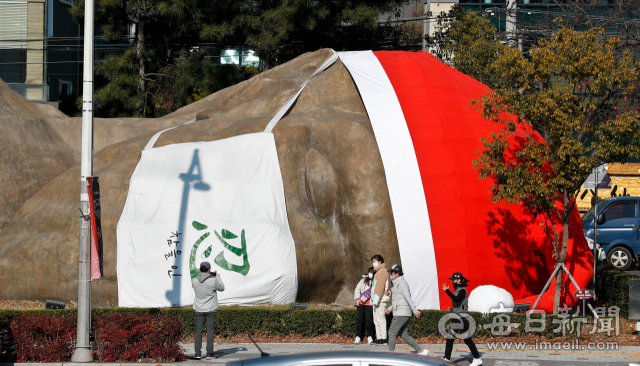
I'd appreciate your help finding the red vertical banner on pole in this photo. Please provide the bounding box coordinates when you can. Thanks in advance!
[87,177,103,279]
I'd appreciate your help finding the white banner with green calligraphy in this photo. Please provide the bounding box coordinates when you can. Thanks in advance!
[117,132,297,307]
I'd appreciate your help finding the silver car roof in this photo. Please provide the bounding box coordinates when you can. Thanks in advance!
[226,350,454,366]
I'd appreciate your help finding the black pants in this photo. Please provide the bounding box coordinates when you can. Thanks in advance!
[355,305,375,338]
[195,311,216,356]
[444,316,480,360]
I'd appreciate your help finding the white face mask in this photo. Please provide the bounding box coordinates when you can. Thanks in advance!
[368,273,373,279]
[372,262,379,268]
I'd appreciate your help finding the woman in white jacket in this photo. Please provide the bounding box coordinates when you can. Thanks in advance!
[353,266,375,344]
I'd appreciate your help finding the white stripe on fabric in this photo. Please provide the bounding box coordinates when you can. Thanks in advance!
[144,118,197,150]
[338,51,440,310]
[264,50,339,133]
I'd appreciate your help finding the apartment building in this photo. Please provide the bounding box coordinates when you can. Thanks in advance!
[0,0,82,105]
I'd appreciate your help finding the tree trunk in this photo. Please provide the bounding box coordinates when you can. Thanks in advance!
[259,49,271,72]
[135,6,146,116]
[553,189,571,315]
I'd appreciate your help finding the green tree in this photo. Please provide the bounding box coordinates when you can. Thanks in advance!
[426,5,502,88]
[472,28,640,314]
[199,0,404,72]
[72,0,219,117]
[154,52,258,115]
[73,0,409,117]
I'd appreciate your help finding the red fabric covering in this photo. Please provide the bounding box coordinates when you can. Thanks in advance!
[373,51,593,313]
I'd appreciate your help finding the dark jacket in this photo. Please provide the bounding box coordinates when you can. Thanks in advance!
[445,285,468,313]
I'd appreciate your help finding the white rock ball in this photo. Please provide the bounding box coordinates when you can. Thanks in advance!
[468,285,515,314]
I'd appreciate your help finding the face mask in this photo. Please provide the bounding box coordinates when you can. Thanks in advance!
[368,273,373,279]
[390,275,396,280]
[373,262,379,268]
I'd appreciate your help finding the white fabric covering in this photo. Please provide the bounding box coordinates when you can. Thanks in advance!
[117,133,297,307]
[338,51,440,310]
[468,285,515,314]
[264,50,338,133]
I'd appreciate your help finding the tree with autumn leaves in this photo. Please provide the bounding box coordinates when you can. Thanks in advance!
[429,7,640,314]
[471,28,640,313]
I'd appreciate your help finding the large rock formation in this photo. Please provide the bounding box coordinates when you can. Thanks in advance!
[0,49,593,311]
[0,50,400,306]
[0,80,75,224]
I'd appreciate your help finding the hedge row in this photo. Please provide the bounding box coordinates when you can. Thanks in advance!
[0,307,565,341]
[1,312,185,362]
[594,262,637,318]
[8,298,627,362]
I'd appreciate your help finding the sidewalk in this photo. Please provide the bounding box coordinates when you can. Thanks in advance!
[2,342,638,366]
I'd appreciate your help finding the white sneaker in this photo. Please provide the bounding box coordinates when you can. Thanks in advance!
[417,349,429,356]
[442,358,450,362]
[470,358,483,366]
[367,336,374,344]
[354,336,361,345]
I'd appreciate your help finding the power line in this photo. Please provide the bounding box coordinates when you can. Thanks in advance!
[0,36,133,42]
[0,60,89,65]
[0,9,636,44]
[0,53,259,66]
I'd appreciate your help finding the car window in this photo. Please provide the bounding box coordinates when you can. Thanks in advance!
[604,202,636,220]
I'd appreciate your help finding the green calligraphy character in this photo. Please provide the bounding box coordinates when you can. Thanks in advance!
[189,221,210,279]
[214,229,250,276]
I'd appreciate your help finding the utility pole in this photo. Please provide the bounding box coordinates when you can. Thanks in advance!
[422,0,429,52]
[71,0,94,361]
[506,0,517,47]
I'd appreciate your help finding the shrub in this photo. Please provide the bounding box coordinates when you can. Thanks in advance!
[0,303,595,362]
[93,313,185,362]
[595,262,636,318]
[167,307,563,339]
[0,312,183,362]
[0,314,16,362]
[10,313,76,362]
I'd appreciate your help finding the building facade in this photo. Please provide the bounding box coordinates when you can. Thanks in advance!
[0,0,82,105]
[0,0,48,101]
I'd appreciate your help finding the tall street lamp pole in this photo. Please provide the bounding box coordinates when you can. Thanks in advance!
[506,0,517,47]
[71,0,94,361]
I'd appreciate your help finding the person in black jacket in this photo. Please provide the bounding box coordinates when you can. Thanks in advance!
[442,272,482,366]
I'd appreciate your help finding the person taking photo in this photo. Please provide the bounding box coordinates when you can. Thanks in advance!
[442,272,482,366]
[192,261,225,360]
